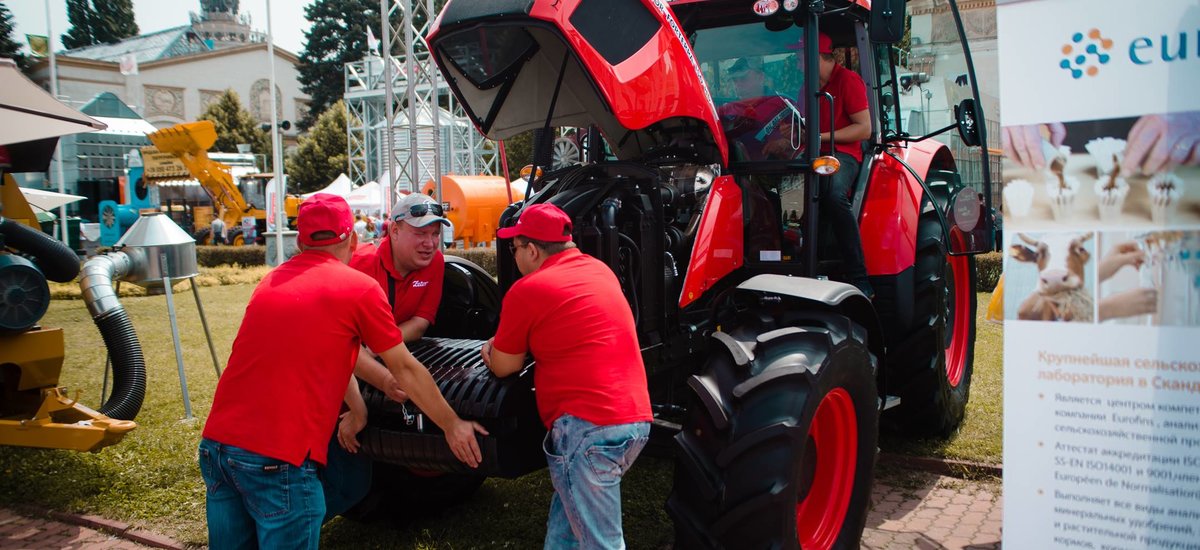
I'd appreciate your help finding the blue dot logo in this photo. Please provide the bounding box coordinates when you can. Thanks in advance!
[1060,29,1114,79]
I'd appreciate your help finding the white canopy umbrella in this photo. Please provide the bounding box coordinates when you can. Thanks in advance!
[19,187,87,211]
[0,59,106,146]
[301,173,354,199]
[346,181,383,214]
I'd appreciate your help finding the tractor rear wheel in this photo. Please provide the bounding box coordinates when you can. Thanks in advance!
[668,312,878,550]
[227,228,246,247]
[341,463,485,522]
[193,228,212,245]
[882,195,976,437]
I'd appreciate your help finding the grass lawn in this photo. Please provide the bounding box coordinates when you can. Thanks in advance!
[0,284,1002,547]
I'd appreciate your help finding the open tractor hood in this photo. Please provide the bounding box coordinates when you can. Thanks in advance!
[429,0,729,166]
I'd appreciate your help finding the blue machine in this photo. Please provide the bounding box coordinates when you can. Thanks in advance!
[98,166,154,246]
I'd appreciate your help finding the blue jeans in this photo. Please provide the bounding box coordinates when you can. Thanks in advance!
[821,152,869,282]
[543,414,650,550]
[198,438,325,550]
[320,433,372,523]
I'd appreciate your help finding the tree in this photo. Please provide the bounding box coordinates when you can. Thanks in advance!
[286,100,355,194]
[199,90,273,168]
[0,2,30,72]
[297,0,381,129]
[62,0,138,50]
[297,0,444,129]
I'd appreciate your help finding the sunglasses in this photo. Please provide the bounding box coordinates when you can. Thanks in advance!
[393,202,444,222]
[507,241,525,254]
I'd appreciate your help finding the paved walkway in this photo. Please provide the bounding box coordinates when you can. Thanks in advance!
[1,467,1002,549]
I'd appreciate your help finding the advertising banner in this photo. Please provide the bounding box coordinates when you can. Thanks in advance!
[998,1,1200,548]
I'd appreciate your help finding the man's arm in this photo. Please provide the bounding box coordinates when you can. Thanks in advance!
[398,316,431,342]
[480,337,526,377]
[354,347,408,402]
[337,376,368,453]
[822,108,872,143]
[377,342,489,468]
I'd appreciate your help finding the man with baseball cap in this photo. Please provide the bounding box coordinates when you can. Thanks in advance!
[815,31,874,298]
[481,203,652,549]
[199,193,486,548]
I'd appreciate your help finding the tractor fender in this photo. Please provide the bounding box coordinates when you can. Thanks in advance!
[860,141,955,276]
[734,274,886,394]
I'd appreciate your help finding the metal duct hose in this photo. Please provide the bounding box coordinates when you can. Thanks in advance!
[78,252,147,421]
[359,337,546,477]
[0,218,80,282]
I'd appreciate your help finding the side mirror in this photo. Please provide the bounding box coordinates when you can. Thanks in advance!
[869,0,907,44]
[954,98,982,147]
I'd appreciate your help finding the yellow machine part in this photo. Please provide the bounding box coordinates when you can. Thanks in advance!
[422,175,527,249]
[1,173,39,229]
[0,326,137,453]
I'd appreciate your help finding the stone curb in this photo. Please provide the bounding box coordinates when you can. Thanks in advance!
[878,452,1003,478]
[43,509,188,550]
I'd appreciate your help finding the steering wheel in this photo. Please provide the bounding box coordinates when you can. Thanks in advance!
[718,95,806,161]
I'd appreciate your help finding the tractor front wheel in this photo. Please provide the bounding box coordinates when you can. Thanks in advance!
[341,463,485,522]
[667,312,878,550]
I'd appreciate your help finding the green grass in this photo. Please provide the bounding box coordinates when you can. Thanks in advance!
[0,285,1002,547]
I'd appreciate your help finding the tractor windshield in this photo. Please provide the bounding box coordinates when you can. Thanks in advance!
[692,22,807,162]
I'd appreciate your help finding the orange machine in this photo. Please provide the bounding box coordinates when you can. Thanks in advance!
[422,175,526,249]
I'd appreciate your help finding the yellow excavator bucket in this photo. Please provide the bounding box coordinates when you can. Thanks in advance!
[147,120,217,156]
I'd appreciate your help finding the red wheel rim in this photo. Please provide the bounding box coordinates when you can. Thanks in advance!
[944,255,971,387]
[796,387,856,549]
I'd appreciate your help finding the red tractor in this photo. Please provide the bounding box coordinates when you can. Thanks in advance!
[353,0,996,547]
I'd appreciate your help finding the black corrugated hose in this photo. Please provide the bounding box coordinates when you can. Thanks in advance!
[94,307,146,420]
[0,218,79,282]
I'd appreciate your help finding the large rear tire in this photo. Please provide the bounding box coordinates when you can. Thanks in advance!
[667,312,878,550]
[341,463,485,522]
[882,194,976,437]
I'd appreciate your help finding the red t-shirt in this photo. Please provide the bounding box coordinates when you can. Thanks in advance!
[493,248,652,429]
[818,63,869,162]
[349,235,444,325]
[202,250,403,466]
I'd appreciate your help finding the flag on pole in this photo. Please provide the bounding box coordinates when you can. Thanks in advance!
[26,34,49,57]
[119,54,139,76]
[366,26,380,55]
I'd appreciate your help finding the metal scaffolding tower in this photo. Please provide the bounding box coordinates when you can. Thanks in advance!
[344,0,499,205]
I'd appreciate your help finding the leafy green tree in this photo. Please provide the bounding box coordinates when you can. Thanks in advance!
[62,0,138,50]
[0,2,30,72]
[285,100,356,193]
[199,89,273,168]
[297,0,381,129]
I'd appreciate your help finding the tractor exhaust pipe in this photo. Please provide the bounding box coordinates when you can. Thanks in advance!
[79,252,147,421]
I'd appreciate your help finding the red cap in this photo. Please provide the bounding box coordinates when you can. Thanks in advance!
[497,203,573,242]
[818,33,833,54]
[297,193,353,247]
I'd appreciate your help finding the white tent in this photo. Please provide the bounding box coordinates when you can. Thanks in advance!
[19,187,87,211]
[346,181,383,214]
[0,59,106,146]
[301,173,353,199]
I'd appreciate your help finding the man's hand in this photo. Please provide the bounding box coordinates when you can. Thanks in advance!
[1123,113,1200,175]
[480,337,494,367]
[337,409,367,453]
[445,419,490,468]
[1002,123,1066,171]
[1098,240,1144,282]
[1099,288,1158,321]
[382,375,409,403]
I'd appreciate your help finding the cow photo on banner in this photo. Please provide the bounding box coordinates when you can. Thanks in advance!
[998,1,1200,548]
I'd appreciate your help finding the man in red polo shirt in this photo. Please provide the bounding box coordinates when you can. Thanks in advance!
[320,192,450,519]
[480,203,652,549]
[815,32,873,298]
[199,193,486,549]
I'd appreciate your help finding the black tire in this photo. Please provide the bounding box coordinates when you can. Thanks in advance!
[667,312,878,550]
[881,194,977,437]
[227,228,246,247]
[341,463,485,522]
[193,228,212,245]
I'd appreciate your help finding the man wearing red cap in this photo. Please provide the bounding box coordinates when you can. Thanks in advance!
[480,202,652,549]
[199,193,487,549]
[815,31,874,298]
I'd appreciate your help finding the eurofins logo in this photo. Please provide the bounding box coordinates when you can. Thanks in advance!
[1059,29,1113,79]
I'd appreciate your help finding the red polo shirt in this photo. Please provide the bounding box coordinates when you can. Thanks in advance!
[818,63,869,162]
[493,248,652,429]
[202,250,403,466]
[349,235,444,325]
